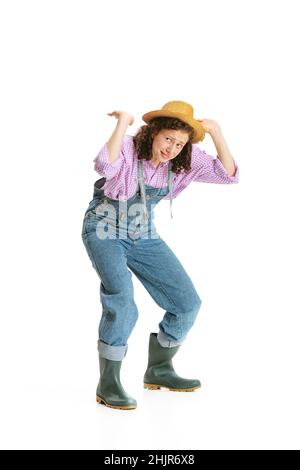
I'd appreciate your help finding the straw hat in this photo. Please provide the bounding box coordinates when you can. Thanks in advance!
[142,100,205,143]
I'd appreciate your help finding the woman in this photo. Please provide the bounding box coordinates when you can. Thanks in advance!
[81,101,239,410]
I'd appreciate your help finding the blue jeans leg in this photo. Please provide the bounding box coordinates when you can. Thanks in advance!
[82,217,139,360]
[127,236,202,347]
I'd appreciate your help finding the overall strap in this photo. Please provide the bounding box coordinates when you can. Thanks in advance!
[137,160,148,223]
[168,164,174,219]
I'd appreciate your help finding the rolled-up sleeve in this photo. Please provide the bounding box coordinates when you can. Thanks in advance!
[192,146,239,184]
[93,136,129,179]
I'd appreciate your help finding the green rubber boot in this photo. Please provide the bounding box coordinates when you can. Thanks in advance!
[96,357,137,410]
[144,333,201,392]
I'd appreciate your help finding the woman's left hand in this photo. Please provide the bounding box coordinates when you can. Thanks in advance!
[197,118,221,136]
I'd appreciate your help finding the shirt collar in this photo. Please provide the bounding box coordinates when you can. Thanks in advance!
[146,159,169,169]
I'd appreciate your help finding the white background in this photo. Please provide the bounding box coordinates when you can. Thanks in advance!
[1,0,299,450]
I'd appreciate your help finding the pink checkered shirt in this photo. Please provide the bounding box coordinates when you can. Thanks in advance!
[93,134,239,202]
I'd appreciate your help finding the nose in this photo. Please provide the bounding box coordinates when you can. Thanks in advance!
[166,142,176,154]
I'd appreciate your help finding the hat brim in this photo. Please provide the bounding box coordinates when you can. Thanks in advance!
[142,110,205,143]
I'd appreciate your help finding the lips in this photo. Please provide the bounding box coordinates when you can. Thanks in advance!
[161,152,169,159]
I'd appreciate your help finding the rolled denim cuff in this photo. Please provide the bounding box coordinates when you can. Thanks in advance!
[157,330,185,348]
[98,340,128,360]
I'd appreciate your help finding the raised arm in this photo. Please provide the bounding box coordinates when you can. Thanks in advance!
[197,118,237,176]
[106,111,135,163]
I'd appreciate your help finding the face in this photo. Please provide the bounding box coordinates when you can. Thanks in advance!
[151,129,190,164]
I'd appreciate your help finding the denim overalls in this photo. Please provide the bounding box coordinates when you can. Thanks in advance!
[81,159,202,361]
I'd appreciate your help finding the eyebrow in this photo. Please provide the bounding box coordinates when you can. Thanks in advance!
[166,134,188,145]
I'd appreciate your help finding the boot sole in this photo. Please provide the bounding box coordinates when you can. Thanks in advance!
[144,383,201,392]
[96,395,137,410]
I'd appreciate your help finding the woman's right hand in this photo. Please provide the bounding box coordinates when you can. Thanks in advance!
[107,111,134,125]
